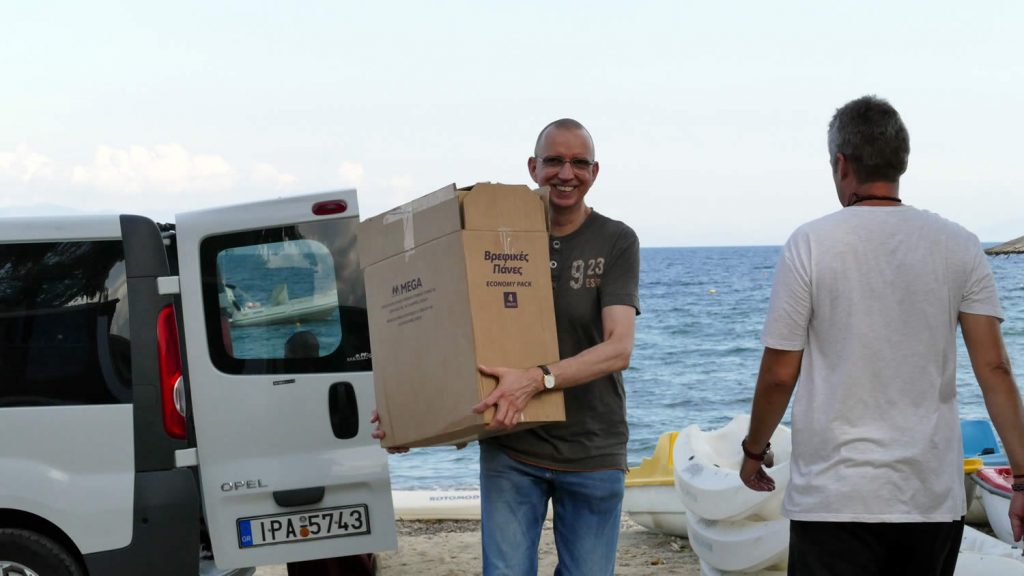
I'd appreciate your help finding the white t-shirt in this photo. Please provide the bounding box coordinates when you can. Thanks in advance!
[762,204,1002,522]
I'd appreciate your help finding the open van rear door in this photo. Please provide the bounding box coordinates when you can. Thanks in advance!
[174,191,396,568]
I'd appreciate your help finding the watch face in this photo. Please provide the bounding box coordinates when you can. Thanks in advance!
[543,374,556,389]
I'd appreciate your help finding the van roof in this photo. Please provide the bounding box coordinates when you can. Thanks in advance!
[0,214,124,242]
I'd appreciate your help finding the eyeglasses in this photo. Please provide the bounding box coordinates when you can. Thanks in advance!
[538,155,596,172]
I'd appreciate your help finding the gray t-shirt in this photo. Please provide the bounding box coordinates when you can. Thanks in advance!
[487,210,641,470]
[762,205,1002,521]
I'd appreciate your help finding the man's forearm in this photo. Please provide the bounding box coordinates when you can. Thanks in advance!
[546,338,632,390]
[961,313,1024,474]
[980,370,1024,474]
[543,304,636,390]
[746,348,802,452]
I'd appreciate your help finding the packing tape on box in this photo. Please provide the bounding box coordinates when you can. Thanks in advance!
[497,230,513,254]
[408,189,453,212]
[383,205,416,254]
[380,189,454,257]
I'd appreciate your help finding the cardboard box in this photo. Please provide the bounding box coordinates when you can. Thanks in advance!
[358,183,564,448]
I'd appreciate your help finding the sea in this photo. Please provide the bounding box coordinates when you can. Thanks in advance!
[386,245,1024,490]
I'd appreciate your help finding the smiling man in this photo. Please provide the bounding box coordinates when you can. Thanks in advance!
[472,118,641,575]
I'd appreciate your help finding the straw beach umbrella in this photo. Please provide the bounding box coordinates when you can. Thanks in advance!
[985,235,1024,255]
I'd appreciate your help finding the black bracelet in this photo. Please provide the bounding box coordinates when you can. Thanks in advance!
[741,437,771,462]
[1012,482,1024,493]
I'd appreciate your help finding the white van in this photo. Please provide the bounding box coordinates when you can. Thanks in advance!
[0,191,396,575]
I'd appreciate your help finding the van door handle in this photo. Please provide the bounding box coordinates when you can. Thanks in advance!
[329,381,359,439]
[273,486,325,507]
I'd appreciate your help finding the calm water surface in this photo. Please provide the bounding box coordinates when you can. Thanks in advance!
[386,245,1024,489]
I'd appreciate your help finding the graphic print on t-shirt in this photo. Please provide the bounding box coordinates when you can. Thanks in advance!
[569,257,605,289]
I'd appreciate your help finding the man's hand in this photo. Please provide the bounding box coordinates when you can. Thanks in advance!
[1010,491,1024,542]
[739,451,776,492]
[370,409,409,454]
[472,365,542,431]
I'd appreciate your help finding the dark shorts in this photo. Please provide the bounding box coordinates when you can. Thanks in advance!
[788,518,965,576]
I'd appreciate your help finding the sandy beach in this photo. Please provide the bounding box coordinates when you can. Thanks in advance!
[254,516,700,575]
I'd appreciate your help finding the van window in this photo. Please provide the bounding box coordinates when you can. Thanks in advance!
[0,241,132,406]
[200,220,371,375]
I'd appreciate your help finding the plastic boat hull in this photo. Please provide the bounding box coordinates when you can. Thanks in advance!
[973,467,1014,545]
[673,414,791,521]
[688,514,789,573]
[623,484,688,537]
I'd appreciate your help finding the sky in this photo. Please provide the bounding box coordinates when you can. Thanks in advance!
[2,1,1022,247]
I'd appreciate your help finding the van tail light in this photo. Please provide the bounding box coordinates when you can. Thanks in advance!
[312,200,348,216]
[157,305,187,439]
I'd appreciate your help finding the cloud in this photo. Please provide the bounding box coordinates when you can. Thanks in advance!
[338,161,365,187]
[251,162,297,189]
[356,173,423,219]
[386,175,415,193]
[0,145,57,182]
[71,144,238,195]
[2,146,432,226]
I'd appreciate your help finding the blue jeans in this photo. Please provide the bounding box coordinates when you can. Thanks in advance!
[480,442,625,576]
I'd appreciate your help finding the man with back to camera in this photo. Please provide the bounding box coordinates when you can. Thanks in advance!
[372,118,640,575]
[470,118,640,575]
[740,95,1024,575]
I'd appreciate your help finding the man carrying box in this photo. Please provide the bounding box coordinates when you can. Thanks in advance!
[372,118,639,575]
[471,118,641,575]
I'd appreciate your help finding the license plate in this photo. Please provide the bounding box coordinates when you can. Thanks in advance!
[237,504,370,548]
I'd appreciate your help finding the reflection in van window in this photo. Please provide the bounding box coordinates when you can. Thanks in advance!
[200,221,372,376]
[217,240,341,360]
[0,241,132,406]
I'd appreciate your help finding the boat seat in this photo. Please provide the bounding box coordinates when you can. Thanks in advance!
[627,431,677,487]
[961,419,999,459]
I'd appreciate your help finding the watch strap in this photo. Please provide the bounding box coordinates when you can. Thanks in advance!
[741,437,771,462]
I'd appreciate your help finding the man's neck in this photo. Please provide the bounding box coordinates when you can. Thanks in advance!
[845,181,900,206]
[550,204,591,237]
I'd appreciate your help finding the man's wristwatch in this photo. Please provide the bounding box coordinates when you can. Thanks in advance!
[538,365,556,390]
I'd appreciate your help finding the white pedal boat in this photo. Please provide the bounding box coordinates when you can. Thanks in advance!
[962,418,1008,525]
[693,525,1024,576]
[391,490,481,520]
[673,414,792,521]
[963,457,986,525]
[699,559,787,576]
[623,431,688,537]
[699,559,786,576]
[390,489,552,521]
[954,553,1024,574]
[972,467,1016,545]
[956,525,1024,574]
[688,514,789,573]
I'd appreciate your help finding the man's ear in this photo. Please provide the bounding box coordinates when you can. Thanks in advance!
[527,157,539,183]
[835,153,851,181]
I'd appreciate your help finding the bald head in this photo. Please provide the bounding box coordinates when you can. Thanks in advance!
[534,118,595,158]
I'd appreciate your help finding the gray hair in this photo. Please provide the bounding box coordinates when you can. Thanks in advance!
[827,96,910,183]
[534,118,595,158]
